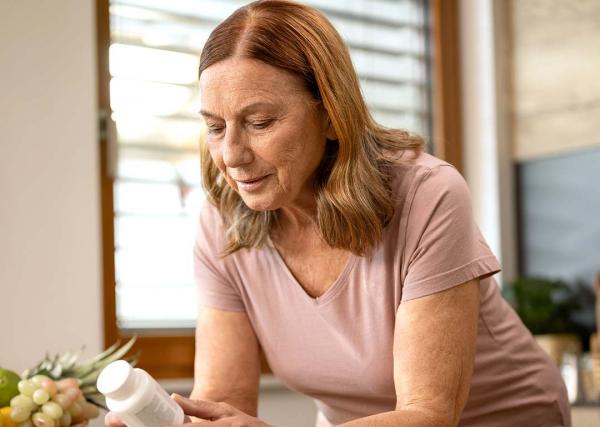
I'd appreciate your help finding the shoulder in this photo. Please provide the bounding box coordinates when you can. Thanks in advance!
[196,202,228,255]
[392,151,471,211]
[413,153,469,199]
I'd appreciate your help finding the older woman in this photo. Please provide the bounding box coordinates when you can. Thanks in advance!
[107,1,569,426]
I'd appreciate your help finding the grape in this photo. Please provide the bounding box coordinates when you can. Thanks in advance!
[31,412,55,427]
[58,412,71,427]
[41,402,63,420]
[50,394,71,410]
[62,388,81,402]
[81,402,100,419]
[30,376,51,387]
[19,420,34,427]
[18,380,38,397]
[10,395,36,412]
[10,407,32,423]
[40,380,57,398]
[55,379,78,392]
[32,389,50,405]
[67,402,83,423]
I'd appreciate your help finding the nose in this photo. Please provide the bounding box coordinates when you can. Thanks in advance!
[221,125,253,168]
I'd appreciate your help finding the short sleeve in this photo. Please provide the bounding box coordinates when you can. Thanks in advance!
[401,164,501,302]
[193,204,246,312]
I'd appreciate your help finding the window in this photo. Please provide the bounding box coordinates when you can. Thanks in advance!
[97,0,461,378]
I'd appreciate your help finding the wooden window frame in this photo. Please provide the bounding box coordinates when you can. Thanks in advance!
[96,0,463,379]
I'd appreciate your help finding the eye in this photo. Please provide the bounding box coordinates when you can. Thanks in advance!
[249,119,273,130]
[206,125,225,135]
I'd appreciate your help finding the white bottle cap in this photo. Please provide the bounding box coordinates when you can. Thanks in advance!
[97,360,138,400]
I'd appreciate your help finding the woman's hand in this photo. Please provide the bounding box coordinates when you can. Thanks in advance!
[104,411,126,427]
[172,394,271,427]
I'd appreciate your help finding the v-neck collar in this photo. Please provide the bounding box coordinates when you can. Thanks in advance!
[266,236,359,307]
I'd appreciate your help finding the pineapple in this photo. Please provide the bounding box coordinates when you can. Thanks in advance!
[21,336,138,409]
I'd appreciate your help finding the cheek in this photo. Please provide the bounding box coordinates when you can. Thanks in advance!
[207,145,240,190]
[208,145,225,170]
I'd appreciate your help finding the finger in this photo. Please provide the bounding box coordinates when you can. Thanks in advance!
[171,394,232,420]
[167,421,213,427]
[105,412,126,427]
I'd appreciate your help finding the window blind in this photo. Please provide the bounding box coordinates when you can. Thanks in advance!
[109,0,431,330]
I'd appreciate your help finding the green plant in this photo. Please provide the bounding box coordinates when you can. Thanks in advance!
[502,277,592,336]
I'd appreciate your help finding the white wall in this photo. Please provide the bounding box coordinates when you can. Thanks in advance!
[0,0,103,371]
[459,0,518,283]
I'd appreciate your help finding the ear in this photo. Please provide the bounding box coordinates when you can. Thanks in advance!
[321,111,338,141]
[325,118,338,141]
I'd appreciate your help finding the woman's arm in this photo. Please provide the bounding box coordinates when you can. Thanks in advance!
[338,278,480,427]
[179,280,479,427]
[190,306,261,417]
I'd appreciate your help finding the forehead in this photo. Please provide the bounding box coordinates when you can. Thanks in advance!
[199,57,310,111]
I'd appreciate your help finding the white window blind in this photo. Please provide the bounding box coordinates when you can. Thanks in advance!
[109,0,431,330]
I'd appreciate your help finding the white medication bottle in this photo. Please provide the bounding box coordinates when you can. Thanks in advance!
[97,360,185,427]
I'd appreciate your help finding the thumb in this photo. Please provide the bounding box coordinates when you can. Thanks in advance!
[171,394,231,420]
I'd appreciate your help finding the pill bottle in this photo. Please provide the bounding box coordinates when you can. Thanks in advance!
[97,360,185,427]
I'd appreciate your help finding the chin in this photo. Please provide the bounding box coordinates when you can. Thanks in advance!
[239,193,281,212]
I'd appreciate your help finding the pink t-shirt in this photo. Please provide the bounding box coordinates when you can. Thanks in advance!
[193,153,570,426]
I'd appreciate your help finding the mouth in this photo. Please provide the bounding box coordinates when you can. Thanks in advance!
[235,175,268,184]
[233,174,271,191]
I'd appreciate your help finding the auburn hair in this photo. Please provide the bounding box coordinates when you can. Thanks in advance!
[199,0,424,256]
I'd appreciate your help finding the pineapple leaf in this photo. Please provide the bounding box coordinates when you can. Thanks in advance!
[86,393,108,410]
[80,384,99,394]
[125,352,140,367]
[58,349,82,370]
[90,336,137,367]
[70,340,121,377]
[72,336,137,387]
[49,364,63,379]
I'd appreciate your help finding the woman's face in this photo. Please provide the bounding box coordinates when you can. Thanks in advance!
[199,57,334,212]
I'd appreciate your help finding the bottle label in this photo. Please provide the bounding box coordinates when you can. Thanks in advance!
[134,388,182,427]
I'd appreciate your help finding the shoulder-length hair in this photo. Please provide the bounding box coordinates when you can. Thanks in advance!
[199,0,423,256]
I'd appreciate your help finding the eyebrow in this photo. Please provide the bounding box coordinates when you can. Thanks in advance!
[199,101,278,119]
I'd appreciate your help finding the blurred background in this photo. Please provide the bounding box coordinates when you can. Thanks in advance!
[1,0,599,426]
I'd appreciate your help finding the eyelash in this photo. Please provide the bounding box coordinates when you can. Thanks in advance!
[205,119,274,136]
[206,126,224,135]
[249,120,273,130]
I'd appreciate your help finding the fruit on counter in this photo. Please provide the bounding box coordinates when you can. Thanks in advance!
[0,369,21,407]
[1,336,137,427]
[10,377,99,427]
[1,407,18,427]
[21,336,137,409]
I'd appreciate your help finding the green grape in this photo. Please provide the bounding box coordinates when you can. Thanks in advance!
[55,379,78,392]
[81,402,100,420]
[41,402,63,420]
[18,380,38,398]
[66,401,81,417]
[30,376,51,388]
[67,402,83,423]
[32,389,50,405]
[62,388,80,403]
[58,412,71,427]
[10,407,32,423]
[19,420,34,427]
[50,394,71,410]
[10,395,36,412]
[40,380,57,398]
[31,412,55,427]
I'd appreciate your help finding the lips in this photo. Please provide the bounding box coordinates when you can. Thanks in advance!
[234,175,268,184]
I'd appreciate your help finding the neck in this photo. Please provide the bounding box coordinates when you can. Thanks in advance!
[275,191,319,235]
